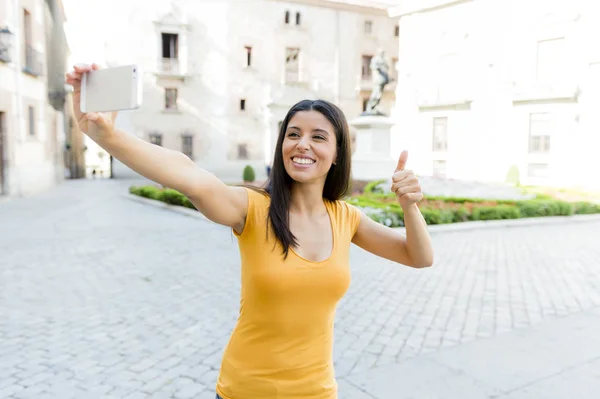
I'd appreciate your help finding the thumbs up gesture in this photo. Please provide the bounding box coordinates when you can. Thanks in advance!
[390,150,424,208]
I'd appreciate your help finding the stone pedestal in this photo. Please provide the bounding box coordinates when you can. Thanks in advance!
[350,115,396,181]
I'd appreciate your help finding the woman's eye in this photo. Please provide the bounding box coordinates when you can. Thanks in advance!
[287,132,299,137]
[314,135,326,140]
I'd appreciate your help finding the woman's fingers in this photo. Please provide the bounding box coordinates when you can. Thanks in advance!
[66,73,79,83]
[68,63,100,81]
[73,64,93,73]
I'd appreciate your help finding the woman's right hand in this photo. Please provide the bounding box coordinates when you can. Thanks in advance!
[65,63,117,140]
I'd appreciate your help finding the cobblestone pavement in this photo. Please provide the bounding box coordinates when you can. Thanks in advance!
[1,179,600,398]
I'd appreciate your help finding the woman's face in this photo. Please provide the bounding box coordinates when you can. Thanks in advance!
[281,110,337,185]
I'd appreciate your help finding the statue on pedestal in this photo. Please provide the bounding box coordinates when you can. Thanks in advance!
[363,49,394,116]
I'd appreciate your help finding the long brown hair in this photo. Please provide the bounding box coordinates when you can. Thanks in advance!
[258,99,353,258]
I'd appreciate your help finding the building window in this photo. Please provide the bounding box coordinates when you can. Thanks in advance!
[527,163,548,178]
[23,9,37,74]
[245,46,252,67]
[364,20,372,35]
[182,135,193,159]
[361,55,373,80]
[149,133,162,146]
[296,12,301,25]
[432,117,448,151]
[285,47,300,83]
[285,10,290,24]
[161,33,179,73]
[165,88,178,110]
[433,160,447,177]
[362,97,368,112]
[28,106,35,136]
[162,33,178,59]
[528,113,551,154]
[278,120,283,132]
[237,143,248,160]
[394,25,399,37]
[23,9,32,46]
[240,99,246,111]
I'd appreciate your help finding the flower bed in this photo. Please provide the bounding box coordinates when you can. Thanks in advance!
[347,180,600,226]
[129,183,600,228]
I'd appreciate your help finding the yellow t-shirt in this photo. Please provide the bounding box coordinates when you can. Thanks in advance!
[216,188,362,399]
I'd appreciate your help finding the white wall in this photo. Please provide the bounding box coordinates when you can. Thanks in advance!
[391,0,600,190]
[0,0,65,196]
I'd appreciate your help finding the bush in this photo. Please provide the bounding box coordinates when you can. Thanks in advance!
[424,195,516,205]
[182,197,197,210]
[363,179,386,194]
[516,200,573,218]
[453,207,470,223]
[420,208,442,225]
[506,164,520,186]
[139,186,163,200]
[161,189,186,206]
[556,201,575,216]
[574,202,600,214]
[471,205,520,221]
[243,165,255,182]
[364,208,404,227]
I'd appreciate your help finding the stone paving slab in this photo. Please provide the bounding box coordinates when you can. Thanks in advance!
[343,357,497,399]
[433,312,600,394]
[589,307,600,319]
[496,357,600,399]
[344,308,600,399]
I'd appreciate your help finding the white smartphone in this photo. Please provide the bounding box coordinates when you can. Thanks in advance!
[80,64,143,113]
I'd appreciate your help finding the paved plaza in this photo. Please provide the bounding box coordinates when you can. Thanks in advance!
[1,179,600,398]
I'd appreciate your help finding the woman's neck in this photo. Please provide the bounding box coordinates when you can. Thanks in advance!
[289,182,326,215]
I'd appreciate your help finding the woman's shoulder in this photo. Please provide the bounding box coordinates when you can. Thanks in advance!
[243,186,270,210]
[327,198,361,218]
[327,198,362,235]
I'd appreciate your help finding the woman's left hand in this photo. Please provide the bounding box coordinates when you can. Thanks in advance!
[390,151,424,208]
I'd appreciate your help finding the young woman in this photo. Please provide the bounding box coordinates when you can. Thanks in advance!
[66,64,433,399]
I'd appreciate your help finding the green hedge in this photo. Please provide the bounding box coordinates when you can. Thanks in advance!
[472,205,521,221]
[130,184,600,228]
[347,193,600,227]
[130,185,196,210]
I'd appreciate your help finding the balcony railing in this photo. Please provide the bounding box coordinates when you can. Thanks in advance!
[23,45,43,76]
[512,80,579,103]
[158,57,182,75]
[416,82,472,108]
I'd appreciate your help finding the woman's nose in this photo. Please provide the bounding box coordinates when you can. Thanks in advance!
[296,136,310,150]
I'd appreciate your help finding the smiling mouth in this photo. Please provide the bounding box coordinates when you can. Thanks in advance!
[292,157,316,165]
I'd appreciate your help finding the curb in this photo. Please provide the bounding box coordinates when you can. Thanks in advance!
[122,193,210,222]
[123,193,600,233]
[399,213,600,234]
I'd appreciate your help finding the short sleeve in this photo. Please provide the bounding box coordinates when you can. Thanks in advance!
[233,187,268,238]
[339,200,362,238]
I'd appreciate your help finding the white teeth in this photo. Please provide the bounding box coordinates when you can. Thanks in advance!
[293,157,315,165]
